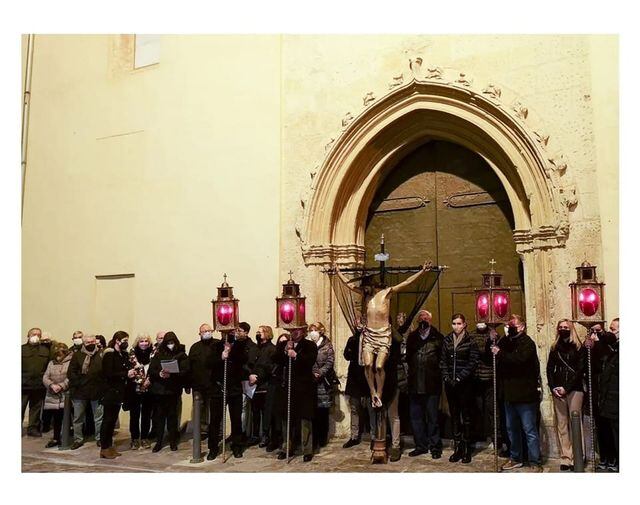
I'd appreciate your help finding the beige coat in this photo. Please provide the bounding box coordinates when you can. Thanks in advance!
[42,353,72,410]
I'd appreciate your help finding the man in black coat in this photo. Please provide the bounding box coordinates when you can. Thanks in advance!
[586,319,619,471]
[342,329,373,448]
[406,310,444,459]
[99,331,134,458]
[208,329,249,459]
[67,334,105,449]
[188,323,218,436]
[249,326,277,448]
[492,314,542,472]
[21,327,50,437]
[273,326,318,462]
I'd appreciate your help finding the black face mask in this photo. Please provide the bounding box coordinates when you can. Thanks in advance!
[507,326,518,337]
[85,344,96,352]
[120,341,129,351]
[558,329,571,341]
[419,320,430,331]
[255,334,262,344]
[226,333,236,344]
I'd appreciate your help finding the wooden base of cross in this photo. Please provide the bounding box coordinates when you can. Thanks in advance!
[370,407,388,464]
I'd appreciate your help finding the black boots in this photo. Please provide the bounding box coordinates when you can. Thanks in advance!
[461,443,473,464]
[449,441,465,462]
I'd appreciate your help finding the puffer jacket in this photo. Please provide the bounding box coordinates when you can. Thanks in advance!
[440,331,480,385]
[22,343,51,390]
[313,337,335,408]
[42,353,73,410]
[471,332,494,382]
[546,339,586,393]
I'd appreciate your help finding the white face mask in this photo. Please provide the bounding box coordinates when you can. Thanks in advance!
[167,343,175,351]
[73,338,83,346]
[308,330,320,341]
[29,336,40,344]
[476,323,487,331]
[201,331,213,340]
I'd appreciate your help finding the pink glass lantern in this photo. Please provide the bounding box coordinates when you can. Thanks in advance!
[474,260,511,325]
[276,271,306,329]
[211,274,239,332]
[570,262,605,323]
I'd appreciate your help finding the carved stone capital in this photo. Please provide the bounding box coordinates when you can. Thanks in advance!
[482,84,502,99]
[301,243,365,267]
[513,225,568,254]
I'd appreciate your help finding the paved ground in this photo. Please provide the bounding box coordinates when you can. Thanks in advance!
[22,431,566,473]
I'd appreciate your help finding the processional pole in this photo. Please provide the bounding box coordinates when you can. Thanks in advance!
[570,262,606,473]
[212,274,240,465]
[474,259,511,473]
[276,271,307,464]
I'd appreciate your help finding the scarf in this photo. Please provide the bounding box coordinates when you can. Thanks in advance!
[80,345,97,374]
[453,332,465,349]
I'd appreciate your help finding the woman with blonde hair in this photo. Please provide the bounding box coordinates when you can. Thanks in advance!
[546,318,586,471]
[126,333,153,449]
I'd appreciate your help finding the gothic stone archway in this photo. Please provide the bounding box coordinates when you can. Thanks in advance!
[300,76,573,450]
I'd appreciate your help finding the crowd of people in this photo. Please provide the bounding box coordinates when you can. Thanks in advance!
[21,313,619,470]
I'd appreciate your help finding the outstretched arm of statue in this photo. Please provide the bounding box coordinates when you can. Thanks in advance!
[333,263,361,294]
[389,261,432,293]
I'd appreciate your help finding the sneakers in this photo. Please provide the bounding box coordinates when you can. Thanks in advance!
[408,448,429,457]
[501,459,524,471]
[70,440,84,450]
[342,438,361,449]
[597,461,611,471]
[530,464,544,473]
[130,439,141,450]
[45,439,60,448]
[140,439,152,449]
[152,442,162,453]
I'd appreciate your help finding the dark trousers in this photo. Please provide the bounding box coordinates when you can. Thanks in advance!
[154,394,179,446]
[474,381,509,447]
[409,393,442,452]
[42,409,53,432]
[269,383,285,447]
[597,415,618,464]
[445,381,474,444]
[209,395,243,450]
[287,415,313,456]
[44,409,64,441]
[129,393,153,440]
[312,407,330,448]
[250,391,270,441]
[100,402,121,449]
[22,389,45,432]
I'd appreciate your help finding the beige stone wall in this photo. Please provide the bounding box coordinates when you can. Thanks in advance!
[21,35,283,416]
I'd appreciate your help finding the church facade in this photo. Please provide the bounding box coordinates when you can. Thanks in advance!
[22,35,618,450]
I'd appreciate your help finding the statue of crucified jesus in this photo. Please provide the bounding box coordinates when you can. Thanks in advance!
[334,261,432,408]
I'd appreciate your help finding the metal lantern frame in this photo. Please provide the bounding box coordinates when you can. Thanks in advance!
[474,260,512,326]
[212,274,240,332]
[569,261,606,326]
[276,271,306,329]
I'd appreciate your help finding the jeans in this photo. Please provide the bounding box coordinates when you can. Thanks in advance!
[72,399,104,443]
[505,401,541,465]
[409,393,441,452]
[22,389,45,432]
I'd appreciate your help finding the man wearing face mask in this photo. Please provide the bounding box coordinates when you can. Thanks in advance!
[71,331,84,353]
[405,310,444,459]
[585,319,619,471]
[188,323,219,437]
[99,331,135,458]
[208,326,249,459]
[491,314,542,472]
[22,327,50,437]
[273,326,318,462]
[67,334,105,449]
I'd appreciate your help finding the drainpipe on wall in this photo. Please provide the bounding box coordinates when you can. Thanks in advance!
[21,34,35,224]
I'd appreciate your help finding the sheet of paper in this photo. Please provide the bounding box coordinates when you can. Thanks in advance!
[160,359,179,374]
[242,380,257,399]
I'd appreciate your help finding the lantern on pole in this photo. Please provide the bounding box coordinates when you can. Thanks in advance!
[474,259,511,326]
[212,274,239,332]
[276,271,306,329]
[570,262,605,325]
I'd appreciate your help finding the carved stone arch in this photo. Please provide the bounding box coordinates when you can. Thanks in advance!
[299,75,573,445]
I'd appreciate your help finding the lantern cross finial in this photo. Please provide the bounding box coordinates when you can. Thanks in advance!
[288,270,294,281]
[489,258,497,273]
